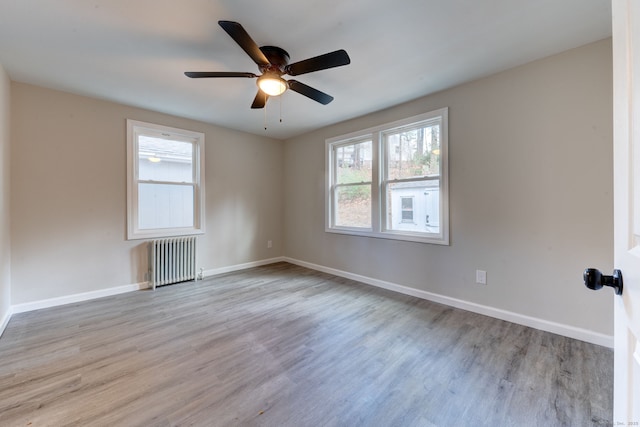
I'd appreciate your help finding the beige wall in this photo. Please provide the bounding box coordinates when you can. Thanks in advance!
[0,64,10,323]
[10,84,283,304]
[283,39,614,335]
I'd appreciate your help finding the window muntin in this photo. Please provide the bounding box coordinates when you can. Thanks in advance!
[326,108,448,245]
[127,120,205,240]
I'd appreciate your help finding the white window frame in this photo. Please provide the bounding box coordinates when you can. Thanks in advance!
[325,108,449,245]
[328,136,375,231]
[126,119,205,240]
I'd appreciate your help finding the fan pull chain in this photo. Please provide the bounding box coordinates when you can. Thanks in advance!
[262,95,285,130]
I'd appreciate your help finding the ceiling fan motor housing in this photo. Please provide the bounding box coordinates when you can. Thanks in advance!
[259,46,290,74]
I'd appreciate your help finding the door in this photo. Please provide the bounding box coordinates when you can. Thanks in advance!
[613,0,640,422]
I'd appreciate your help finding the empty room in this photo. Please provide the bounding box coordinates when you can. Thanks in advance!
[1,1,637,426]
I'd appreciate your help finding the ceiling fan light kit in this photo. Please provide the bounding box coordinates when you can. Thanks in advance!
[185,20,350,109]
[257,74,288,96]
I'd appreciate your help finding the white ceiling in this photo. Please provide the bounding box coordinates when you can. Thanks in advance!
[0,0,612,140]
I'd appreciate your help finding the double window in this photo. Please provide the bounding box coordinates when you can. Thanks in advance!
[127,120,205,240]
[326,108,448,245]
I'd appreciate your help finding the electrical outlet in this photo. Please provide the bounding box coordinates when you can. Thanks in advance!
[267,240,273,249]
[476,270,487,285]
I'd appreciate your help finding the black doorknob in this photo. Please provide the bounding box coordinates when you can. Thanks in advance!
[583,268,623,295]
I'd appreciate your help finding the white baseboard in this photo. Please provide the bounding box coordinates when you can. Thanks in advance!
[283,257,614,348]
[11,282,151,314]
[5,257,287,317]
[0,305,12,338]
[6,257,288,318]
[201,256,286,278]
[3,256,613,349]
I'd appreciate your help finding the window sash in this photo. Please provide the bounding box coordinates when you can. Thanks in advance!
[137,136,196,184]
[381,178,442,236]
[331,182,373,230]
[137,182,196,230]
[382,120,442,182]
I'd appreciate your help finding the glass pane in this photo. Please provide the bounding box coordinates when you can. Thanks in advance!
[336,141,373,184]
[138,135,194,183]
[402,209,413,221]
[335,184,371,228]
[138,183,194,229]
[386,180,439,233]
[401,197,413,210]
[385,124,440,180]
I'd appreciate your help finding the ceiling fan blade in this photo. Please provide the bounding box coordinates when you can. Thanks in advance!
[288,80,334,105]
[185,72,257,78]
[251,90,269,109]
[285,49,351,76]
[218,21,270,67]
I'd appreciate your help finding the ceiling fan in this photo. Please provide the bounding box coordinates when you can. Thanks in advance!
[185,20,351,109]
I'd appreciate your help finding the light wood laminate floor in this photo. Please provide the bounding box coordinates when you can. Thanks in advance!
[0,262,612,426]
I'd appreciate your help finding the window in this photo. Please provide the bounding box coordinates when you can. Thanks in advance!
[401,197,414,222]
[127,120,205,240]
[326,108,448,245]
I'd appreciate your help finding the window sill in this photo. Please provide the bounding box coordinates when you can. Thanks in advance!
[127,227,205,241]
[325,227,449,245]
